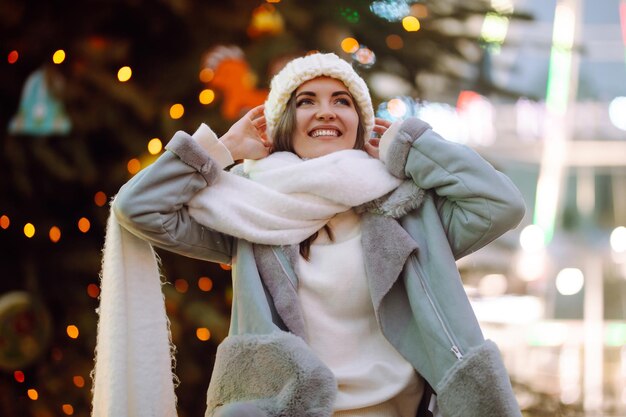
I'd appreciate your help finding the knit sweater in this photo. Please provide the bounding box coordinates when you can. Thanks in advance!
[297,209,424,417]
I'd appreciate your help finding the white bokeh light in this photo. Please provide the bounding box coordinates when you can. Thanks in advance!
[520,225,545,252]
[556,268,584,296]
[609,97,626,131]
[610,226,626,253]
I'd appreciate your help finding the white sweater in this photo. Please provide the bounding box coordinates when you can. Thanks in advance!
[297,210,424,417]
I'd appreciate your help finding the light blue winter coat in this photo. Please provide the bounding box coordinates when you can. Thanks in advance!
[114,117,526,417]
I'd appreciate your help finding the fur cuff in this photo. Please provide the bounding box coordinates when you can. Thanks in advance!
[436,340,522,417]
[385,118,431,178]
[205,332,336,417]
[166,131,221,185]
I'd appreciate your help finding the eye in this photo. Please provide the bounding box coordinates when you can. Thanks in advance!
[296,98,314,107]
[334,97,352,106]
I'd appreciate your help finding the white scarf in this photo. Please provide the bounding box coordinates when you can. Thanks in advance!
[188,150,402,245]
[92,150,401,417]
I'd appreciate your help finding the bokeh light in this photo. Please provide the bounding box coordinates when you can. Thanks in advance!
[14,370,25,383]
[196,327,211,341]
[388,98,408,118]
[52,49,66,64]
[8,50,18,64]
[94,191,107,207]
[62,404,74,415]
[127,158,141,174]
[49,226,61,243]
[370,0,410,22]
[339,7,360,23]
[73,376,85,388]
[78,217,91,233]
[27,389,38,400]
[411,3,428,18]
[520,224,545,252]
[24,223,35,238]
[219,263,232,271]
[199,89,215,105]
[609,97,626,131]
[87,283,100,298]
[175,279,189,293]
[66,325,79,339]
[556,268,584,296]
[341,37,360,53]
[385,34,404,49]
[117,66,132,82]
[402,16,421,32]
[169,103,184,119]
[1,215,9,229]
[610,226,626,253]
[199,68,214,83]
[198,276,213,292]
[147,138,163,155]
[353,46,376,67]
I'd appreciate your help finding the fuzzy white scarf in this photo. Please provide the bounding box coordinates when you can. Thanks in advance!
[92,150,401,417]
[188,150,402,245]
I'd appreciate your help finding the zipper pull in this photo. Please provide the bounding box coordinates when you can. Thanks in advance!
[451,345,463,360]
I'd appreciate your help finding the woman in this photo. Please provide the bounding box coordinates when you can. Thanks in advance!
[93,53,525,417]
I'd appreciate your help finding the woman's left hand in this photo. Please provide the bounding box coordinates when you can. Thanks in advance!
[364,118,392,159]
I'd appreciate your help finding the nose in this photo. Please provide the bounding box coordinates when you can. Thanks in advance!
[315,104,336,120]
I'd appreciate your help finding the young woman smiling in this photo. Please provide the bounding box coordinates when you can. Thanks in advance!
[93,53,526,417]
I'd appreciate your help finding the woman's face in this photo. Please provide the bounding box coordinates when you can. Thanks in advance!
[291,76,360,159]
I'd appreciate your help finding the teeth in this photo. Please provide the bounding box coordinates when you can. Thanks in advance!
[311,129,339,138]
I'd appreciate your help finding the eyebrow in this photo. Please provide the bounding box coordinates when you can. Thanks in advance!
[295,90,353,99]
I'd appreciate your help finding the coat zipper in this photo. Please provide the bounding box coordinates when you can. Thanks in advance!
[410,259,464,360]
[271,247,298,292]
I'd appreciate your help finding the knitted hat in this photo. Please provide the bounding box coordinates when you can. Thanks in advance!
[264,53,374,141]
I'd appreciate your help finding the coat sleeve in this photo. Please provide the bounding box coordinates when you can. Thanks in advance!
[112,127,234,264]
[380,117,526,259]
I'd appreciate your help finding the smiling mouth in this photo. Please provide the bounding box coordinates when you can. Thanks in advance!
[310,129,341,138]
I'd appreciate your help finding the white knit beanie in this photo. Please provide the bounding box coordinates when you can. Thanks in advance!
[264,53,374,141]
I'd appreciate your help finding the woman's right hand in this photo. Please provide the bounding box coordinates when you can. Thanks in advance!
[220,105,270,161]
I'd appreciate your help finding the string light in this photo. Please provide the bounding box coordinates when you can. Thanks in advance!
[8,50,18,64]
[52,49,66,64]
[127,158,141,174]
[0,215,9,229]
[147,138,163,155]
[198,276,213,292]
[24,223,35,238]
[402,16,420,32]
[94,191,107,207]
[14,370,25,383]
[87,283,100,298]
[77,217,91,233]
[174,278,189,293]
[340,37,359,53]
[62,404,74,415]
[169,103,184,119]
[117,66,132,82]
[199,89,215,105]
[27,388,38,400]
[49,226,61,243]
[73,375,85,388]
[196,327,211,341]
[66,325,79,339]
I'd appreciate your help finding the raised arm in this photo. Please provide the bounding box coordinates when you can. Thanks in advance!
[113,125,236,264]
[380,117,526,259]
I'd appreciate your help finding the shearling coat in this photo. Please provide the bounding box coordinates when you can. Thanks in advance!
[114,117,526,417]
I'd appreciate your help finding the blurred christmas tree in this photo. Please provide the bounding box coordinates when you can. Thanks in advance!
[0,0,530,416]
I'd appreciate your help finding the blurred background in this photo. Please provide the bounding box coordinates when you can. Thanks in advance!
[1,0,625,416]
